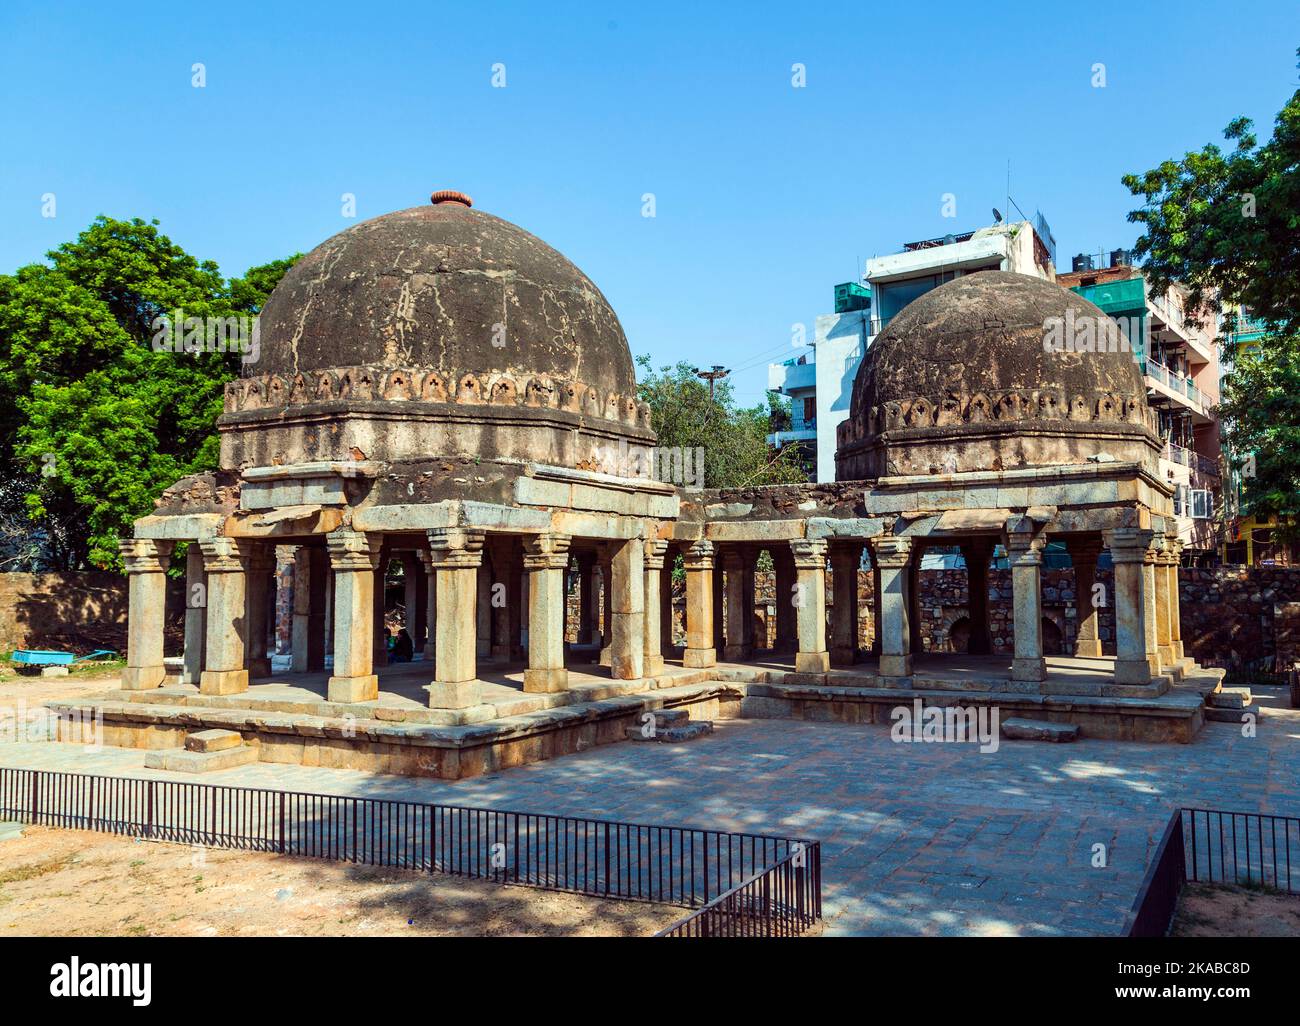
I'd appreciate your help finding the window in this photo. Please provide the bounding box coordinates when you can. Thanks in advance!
[802,397,816,424]
[1190,489,1214,520]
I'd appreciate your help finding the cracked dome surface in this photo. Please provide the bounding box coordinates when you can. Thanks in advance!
[254,202,637,398]
[850,271,1147,428]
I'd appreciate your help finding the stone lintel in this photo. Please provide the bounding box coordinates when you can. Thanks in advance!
[132,513,225,541]
[515,474,679,519]
[242,461,383,481]
[707,520,806,543]
[224,505,344,537]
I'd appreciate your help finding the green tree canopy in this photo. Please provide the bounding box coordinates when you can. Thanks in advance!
[635,356,807,489]
[1123,50,1300,534]
[0,216,300,569]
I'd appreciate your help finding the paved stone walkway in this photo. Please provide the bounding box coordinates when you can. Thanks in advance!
[3,697,1297,936]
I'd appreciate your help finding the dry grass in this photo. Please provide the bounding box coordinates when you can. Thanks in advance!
[0,825,681,937]
[1172,881,1300,937]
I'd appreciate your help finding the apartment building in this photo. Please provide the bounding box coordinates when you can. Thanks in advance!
[1058,255,1223,561]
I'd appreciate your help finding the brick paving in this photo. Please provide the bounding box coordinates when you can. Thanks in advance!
[2,696,1297,936]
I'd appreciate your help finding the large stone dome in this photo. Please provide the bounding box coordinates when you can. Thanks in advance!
[218,191,654,471]
[835,271,1160,479]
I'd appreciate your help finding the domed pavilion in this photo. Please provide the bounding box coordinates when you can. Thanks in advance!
[78,202,1220,781]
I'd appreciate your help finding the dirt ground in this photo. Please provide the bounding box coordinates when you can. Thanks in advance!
[0,825,682,937]
[1172,881,1300,937]
[0,667,121,704]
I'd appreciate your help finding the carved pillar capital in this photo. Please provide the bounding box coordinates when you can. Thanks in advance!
[326,530,384,572]
[426,527,486,568]
[869,535,912,569]
[789,538,828,569]
[522,532,572,570]
[198,537,254,573]
[683,538,714,570]
[643,538,669,570]
[119,538,174,574]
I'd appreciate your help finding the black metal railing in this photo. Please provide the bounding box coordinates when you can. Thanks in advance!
[1185,807,1300,894]
[1125,806,1300,936]
[656,844,822,936]
[0,766,821,933]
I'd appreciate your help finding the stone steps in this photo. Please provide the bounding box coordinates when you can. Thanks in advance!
[625,706,714,743]
[1209,686,1252,709]
[1000,717,1079,742]
[1205,704,1258,723]
[144,728,257,773]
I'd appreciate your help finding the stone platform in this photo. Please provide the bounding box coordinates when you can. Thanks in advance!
[45,654,1223,779]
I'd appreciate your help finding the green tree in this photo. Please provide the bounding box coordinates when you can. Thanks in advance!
[0,216,299,569]
[1123,50,1300,534]
[635,356,807,489]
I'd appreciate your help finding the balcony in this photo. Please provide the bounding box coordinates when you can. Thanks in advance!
[1147,291,1216,365]
[1142,358,1216,421]
[1161,441,1220,481]
[767,425,817,448]
[767,358,815,394]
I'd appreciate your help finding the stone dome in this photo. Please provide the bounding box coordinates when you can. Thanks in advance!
[835,271,1160,480]
[218,192,655,471]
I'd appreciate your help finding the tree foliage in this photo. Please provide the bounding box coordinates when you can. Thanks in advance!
[635,356,807,489]
[1123,50,1300,533]
[0,217,299,569]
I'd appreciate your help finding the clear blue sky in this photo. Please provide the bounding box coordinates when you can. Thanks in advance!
[1,0,1295,405]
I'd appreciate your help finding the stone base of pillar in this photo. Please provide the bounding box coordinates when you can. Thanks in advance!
[247,657,273,679]
[830,645,856,667]
[176,670,201,687]
[427,680,477,709]
[1074,639,1103,658]
[879,654,911,678]
[644,654,665,676]
[683,646,715,668]
[1172,640,1184,660]
[598,645,612,667]
[795,651,830,673]
[722,643,753,662]
[1114,657,1160,685]
[523,667,568,693]
[1158,645,1176,667]
[200,669,249,696]
[327,674,378,703]
[121,665,166,691]
[1011,657,1046,682]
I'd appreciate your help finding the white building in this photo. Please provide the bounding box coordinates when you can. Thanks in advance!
[769,216,1056,483]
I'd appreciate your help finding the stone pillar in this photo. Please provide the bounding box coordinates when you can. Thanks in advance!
[660,547,676,653]
[244,545,276,680]
[425,527,485,708]
[643,539,668,676]
[598,552,614,666]
[1065,536,1104,658]
[1154,538,1175,666]
[829,543,861,667]
[417,549,438,661]
[576,552,599,646]
[722,548,751,662]
[1143,540,1163,672]
[1167,536,1184,660]
[712,562,725,653]
[325,530,382,703]
[871,536,913,678]
[790,538,829,673]
[488,541,513,664]
[119,538,174,691]
[741,546,757,654]
[507,539,525,661]
[1005,517,1047,683]
[773,546,797,654]
[291,546,327,673]
[682,539,716,668]
[1106,527,1161,685]
[870,560,882,656]
[907,546,924,656]
[958,539,994,656]
[609,536,645,679]
[179,543,206,686]
[198,537,251,696]
[401,551,428,652]
[372,544,390,668]
[522,533,571,693]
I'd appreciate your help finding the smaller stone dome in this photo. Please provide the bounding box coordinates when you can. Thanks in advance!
[836,271,1160,479]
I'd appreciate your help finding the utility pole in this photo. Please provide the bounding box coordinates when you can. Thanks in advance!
[694,364,730,399]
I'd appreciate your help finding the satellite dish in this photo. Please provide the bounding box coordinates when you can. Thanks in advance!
[992,207,1003,223]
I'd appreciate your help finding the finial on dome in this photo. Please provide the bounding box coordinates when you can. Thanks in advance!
[430,189,473,208]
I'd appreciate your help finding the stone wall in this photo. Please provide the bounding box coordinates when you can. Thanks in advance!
[1179,566,1300,670]
[0,571,181,655]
